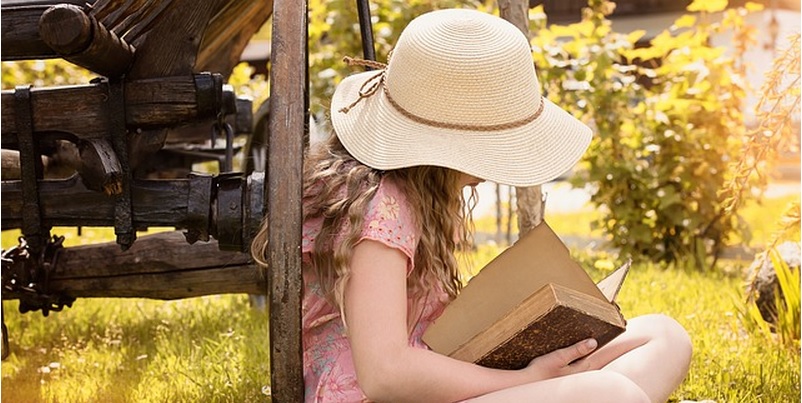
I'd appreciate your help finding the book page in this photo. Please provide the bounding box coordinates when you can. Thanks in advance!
[595,259,632,303]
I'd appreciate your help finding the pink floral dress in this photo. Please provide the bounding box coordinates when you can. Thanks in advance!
[301,176,450,402]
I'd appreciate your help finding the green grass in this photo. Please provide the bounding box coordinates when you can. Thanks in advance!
[475,193,800,249]
[2,296,270,402]
[2,192,799,402]
[3,254,798,402]
[617,262,800,402]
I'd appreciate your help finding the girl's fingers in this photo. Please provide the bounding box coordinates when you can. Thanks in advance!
[526,338,599,380]
[560,338,598,366]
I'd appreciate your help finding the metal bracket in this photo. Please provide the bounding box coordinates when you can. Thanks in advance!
[184,173,214,244]
[211,120,235,172]
[215,173,244,251]
[107,79,136,250]
[14,85,46,251]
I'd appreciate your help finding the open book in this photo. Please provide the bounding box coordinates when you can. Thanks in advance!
[422,222,631,370]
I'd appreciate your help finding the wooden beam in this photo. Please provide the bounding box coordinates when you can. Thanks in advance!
[0,4,73,61]
[125,0,228,79]
[1,74,225,148]
[38,4,136,78]
[1,231,263,300]
[1,175,197,229]
[196,0,273,79]
[266,0,307,400]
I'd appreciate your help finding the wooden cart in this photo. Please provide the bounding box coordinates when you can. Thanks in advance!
[2,0,307,400]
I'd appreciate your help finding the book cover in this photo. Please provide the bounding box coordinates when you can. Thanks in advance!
[422,222,630,370]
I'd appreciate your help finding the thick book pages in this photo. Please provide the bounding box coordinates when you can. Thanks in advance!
[422,222,628,370]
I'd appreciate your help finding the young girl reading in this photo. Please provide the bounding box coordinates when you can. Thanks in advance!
[252,8,691,403]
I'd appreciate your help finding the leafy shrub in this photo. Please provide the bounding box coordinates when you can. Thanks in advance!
[308,0,482,116]
[1,60,93,90]
[721,34,800,216]
[530,0,762,268]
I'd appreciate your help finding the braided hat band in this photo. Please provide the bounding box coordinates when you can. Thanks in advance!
[339,57,546,131]
[330,9,592,187]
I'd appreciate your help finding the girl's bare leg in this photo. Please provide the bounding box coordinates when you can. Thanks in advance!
[584,314,692,402]
[468,314,692,403]
[468,370,650,403]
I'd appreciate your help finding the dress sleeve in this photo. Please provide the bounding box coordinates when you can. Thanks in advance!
[360,177,419,274]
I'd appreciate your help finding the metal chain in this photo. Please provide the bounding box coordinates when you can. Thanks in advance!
[1,235,75,318]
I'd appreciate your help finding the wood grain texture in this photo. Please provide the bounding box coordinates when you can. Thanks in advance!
[0,231,263,300]
[39,4,136,78]
[195,0,273,79]
[125,0,228,79]
[1,175,194,229]
[266,0,308,400]
[1,75,221,147]
[1,5,60,60]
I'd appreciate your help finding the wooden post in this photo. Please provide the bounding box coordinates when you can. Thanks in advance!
[499,0,545,236]
[267,0,307,401]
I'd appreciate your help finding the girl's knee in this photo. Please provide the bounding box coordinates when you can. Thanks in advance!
[640,314,693,363]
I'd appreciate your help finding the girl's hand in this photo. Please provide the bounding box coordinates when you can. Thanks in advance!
[522,338,598,381]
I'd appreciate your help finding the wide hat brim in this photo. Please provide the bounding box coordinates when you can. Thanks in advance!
[331,70,593,187]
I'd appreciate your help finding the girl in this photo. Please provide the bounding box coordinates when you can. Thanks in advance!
[253,8,691,403]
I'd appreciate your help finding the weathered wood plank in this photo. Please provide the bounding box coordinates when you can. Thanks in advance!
[1,175,194,229]
[267,0,307,400]
[0,1,95,61]
[1,231,263,300]
[90,0,131,24]
[3,172,264,253]
[0,149,59,180]
[1,5,62,61]
[47,265,262,299]
[196,0,273,79]
[126,0,228,79]
[1,74,224,148]
[120,0,227,170]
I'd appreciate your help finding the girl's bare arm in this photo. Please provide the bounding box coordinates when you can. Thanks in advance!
[344,240,596,403]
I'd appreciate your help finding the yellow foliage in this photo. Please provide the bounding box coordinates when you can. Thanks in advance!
[227,63,255,86]
[672,15,697,30]
[687,0,728,13]
[744,1,764,12]
[625,30,646,44]
[550,23,581,38]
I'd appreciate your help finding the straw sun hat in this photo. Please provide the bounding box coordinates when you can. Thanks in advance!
[331,8,592,187]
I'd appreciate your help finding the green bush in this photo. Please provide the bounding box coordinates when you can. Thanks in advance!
[1,60,93,90]
[529,0,763,268]
[308,0,482,116]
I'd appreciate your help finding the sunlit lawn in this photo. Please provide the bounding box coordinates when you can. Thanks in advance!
[1,192,799,402]
[475,191,800,249]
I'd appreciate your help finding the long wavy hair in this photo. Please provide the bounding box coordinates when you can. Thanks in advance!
[251,133,477,318]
